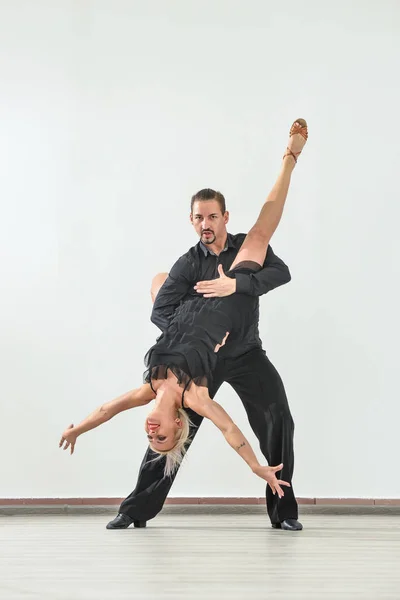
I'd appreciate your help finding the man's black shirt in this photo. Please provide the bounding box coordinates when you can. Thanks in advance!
[151,233,291,359]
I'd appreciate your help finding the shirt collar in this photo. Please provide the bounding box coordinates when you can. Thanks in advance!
[199,233,235,257]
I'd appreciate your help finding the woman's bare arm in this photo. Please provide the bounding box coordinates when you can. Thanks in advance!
[185,391,290,497]
[59,384,155,454]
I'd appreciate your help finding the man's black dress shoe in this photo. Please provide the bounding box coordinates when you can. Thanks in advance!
[272,518,303,531]
[106,513,147,529]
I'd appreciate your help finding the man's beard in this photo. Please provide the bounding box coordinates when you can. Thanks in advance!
[201,231,216,244]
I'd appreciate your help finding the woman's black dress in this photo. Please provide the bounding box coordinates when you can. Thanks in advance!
[144,263,261,392]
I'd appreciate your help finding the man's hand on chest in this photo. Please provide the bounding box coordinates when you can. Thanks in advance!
[194,264,237,298]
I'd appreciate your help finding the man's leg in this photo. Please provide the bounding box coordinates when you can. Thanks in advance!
[107,370,226,528]
[107,269,180,528]
[224,349,299,528]
[113,406,204,525]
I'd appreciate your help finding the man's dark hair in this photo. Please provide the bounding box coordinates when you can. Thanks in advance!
[190,188,226,214]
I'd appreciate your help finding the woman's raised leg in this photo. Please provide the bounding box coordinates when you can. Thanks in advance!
[229,119,308,270]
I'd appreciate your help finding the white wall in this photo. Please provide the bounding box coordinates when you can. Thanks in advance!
[1,0,399,499]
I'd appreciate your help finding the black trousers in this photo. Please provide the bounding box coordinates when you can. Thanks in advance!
[119,348,297,524]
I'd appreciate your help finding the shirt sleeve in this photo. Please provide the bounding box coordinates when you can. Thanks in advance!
[150,255,196,332]
[234,245,291,297]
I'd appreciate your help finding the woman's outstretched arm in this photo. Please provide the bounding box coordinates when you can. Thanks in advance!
[184,390,290,498]
[59,384,155,454]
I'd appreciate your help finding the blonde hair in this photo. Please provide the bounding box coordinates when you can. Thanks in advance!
[149,407,192,477]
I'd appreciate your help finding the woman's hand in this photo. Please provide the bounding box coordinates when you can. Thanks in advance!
[214,332,229,352]
[253,463,290,498]
[59,424,79,455]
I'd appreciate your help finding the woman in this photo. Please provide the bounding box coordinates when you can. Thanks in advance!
[60,119,308,499]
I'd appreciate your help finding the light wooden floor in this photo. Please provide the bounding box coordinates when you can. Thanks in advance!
[1,513,400,599]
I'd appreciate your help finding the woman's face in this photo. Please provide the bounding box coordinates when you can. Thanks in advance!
[144,414,183,452]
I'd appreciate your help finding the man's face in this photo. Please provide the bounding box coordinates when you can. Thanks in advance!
[190,200,229,245]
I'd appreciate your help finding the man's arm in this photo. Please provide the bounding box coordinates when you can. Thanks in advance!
[151,254,196,332]
[195,245,291,298]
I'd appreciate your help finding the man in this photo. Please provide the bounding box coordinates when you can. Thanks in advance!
[107,187,302,531]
